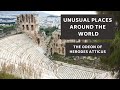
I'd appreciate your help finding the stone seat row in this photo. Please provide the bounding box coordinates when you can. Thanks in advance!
[56,66,95,79]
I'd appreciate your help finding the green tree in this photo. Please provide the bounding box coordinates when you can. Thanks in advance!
[97,11,120,29]
[0,25,16,34]
[39,26,57,36]
[97,11,120,78]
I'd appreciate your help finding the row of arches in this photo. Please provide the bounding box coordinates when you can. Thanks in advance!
[22,25,34,31]
[19,14,35,23]
[50,47,64,55]
[17,14,41,46]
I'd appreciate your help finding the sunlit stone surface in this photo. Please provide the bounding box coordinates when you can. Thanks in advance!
[0,34,115,79]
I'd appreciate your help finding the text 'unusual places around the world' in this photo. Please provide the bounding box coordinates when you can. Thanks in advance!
[61,15,116,39]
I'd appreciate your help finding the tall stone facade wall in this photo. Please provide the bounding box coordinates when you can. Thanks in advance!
[16,14,41,44]
[16,14,47,52]
[48,29,88,56]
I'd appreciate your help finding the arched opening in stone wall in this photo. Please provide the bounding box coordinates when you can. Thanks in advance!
[37,38,40,45]
[50,48,53,55]
[26,14,28,22]
[22,25,25,30]
[20,18,22,22]
[29,15,30,23]
[56,43,58,47]
[17,17,19,22]
[31,15,34,23]
[31,25,34,31]
[26,25,29,30]
[54,43,55,47]
[59,48,60,53]
[62,47,64,54]
[58,34,60,39]
[22,15,24,22]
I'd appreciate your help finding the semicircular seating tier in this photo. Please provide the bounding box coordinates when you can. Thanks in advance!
[0,34,114,79]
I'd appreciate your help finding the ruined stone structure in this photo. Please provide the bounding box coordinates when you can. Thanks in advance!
[16,14,47,52]
[17,14,41,44]
[48,29,88,56]
[0,14,116,79]
[0,34,115,79]
[16,14,88,56]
